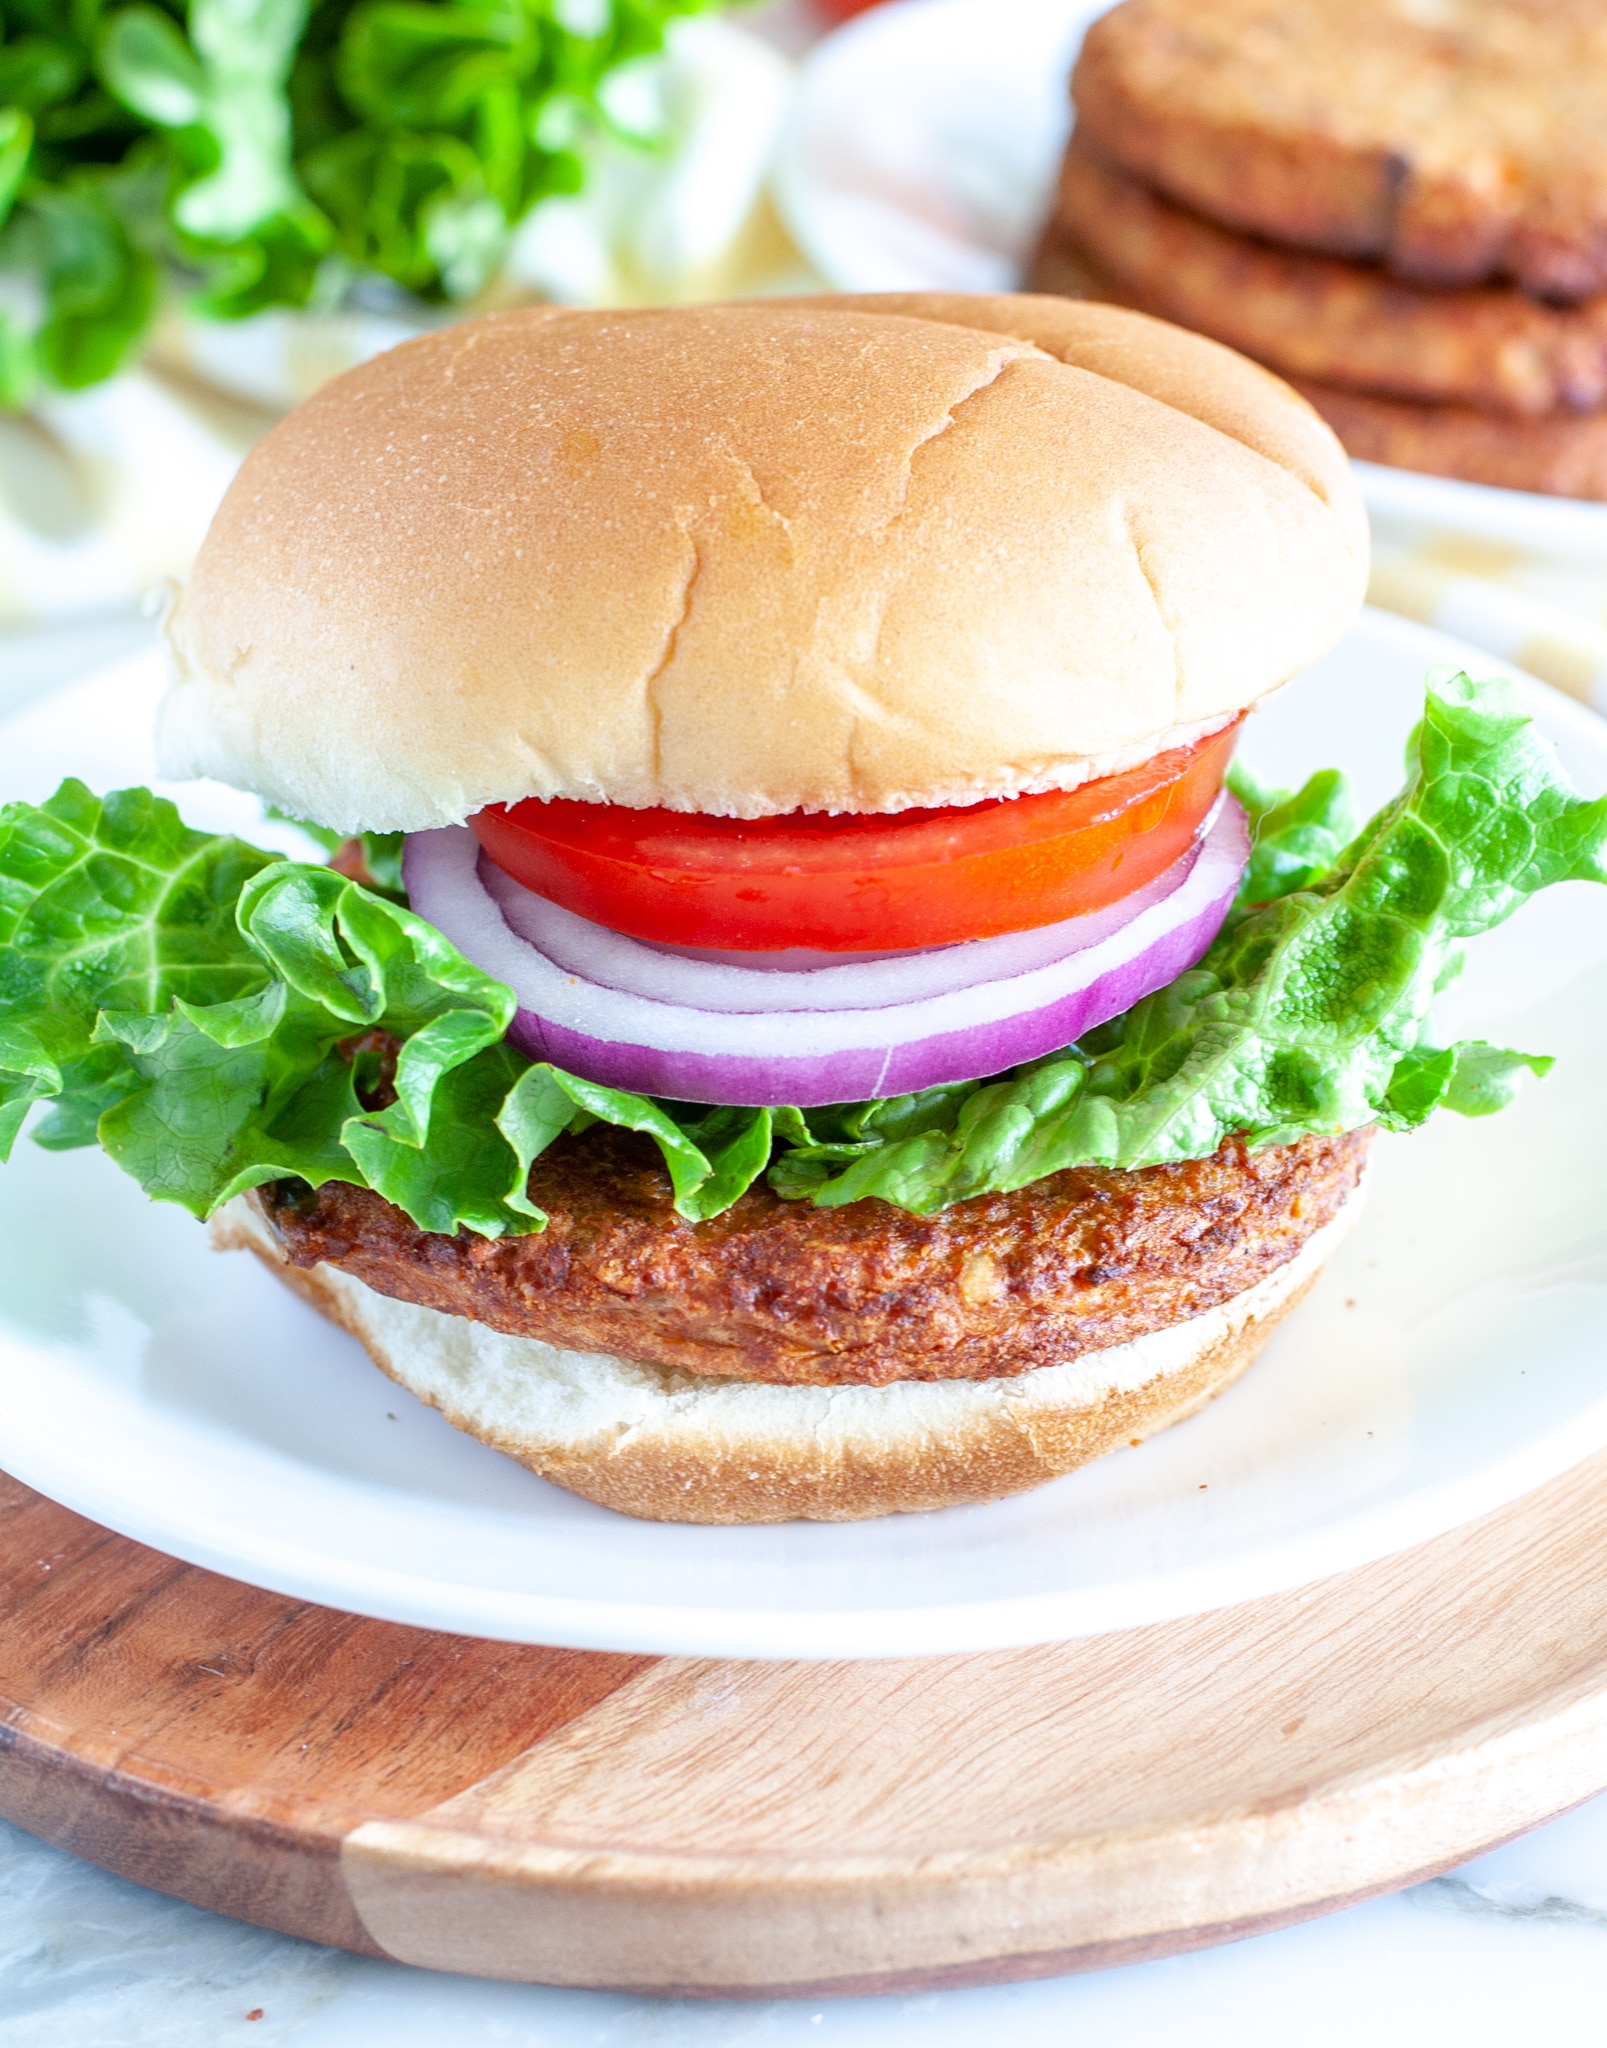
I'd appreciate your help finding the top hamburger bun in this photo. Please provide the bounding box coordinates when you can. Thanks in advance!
[157,296,1366,833]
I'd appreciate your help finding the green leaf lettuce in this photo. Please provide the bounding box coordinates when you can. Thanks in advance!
[0,0,715,401]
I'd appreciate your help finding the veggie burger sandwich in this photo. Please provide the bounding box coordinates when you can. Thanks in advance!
[4,294,1604,1522]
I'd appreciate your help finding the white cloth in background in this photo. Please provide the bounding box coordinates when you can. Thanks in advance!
[0,370,271,631]
[506,15,800,304]
[1360,466,1607,709]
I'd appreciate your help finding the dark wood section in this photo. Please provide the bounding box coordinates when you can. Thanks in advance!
[0,1475,653,1948]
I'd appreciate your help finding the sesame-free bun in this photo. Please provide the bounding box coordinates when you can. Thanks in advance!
[212,1183,1361,1523]
[159,297,1366,832]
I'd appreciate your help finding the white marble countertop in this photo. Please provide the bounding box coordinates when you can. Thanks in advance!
[4,1794,1607,2046]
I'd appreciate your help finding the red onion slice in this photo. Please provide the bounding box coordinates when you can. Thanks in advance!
[479,826,1209,1013]
[402,800,1248,1107]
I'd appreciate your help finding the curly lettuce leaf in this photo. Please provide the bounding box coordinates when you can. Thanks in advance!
[295,0,712,301]
[265,809,406,898]
[2,672,1601,1234]
[0,0,313,398]
[0,778,764,1232]
[0,778,275,1154]
[0,786,541,1232]
[496,1065,772,1224]
[771,673,1606,1212]
[0,172,160,397]
[1227,758,1356,908]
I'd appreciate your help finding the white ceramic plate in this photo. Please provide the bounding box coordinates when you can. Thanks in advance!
[4,609,1607,1659]
[773,0,1607,558]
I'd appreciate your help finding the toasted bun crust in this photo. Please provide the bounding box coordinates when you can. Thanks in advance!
[159,298,1365,831]
[212,1182,1361,1523]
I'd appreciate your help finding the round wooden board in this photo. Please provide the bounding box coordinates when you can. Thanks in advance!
[5,1459,1607,1997]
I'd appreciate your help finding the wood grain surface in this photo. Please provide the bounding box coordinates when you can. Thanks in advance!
[3,1457,1607,1994]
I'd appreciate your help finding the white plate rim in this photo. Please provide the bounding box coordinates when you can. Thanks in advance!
[3,607,1607,1659]
[7,1351,1607,1659]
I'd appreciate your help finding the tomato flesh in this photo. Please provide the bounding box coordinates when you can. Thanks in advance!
[472,719,1242,953]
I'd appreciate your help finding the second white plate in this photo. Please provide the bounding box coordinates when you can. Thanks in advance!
[773,0,1607,558]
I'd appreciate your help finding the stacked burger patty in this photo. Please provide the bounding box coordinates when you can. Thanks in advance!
[1032,0,1607,498]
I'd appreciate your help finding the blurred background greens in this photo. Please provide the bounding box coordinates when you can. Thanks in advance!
[0,0,762,406]
[0,0,816,640]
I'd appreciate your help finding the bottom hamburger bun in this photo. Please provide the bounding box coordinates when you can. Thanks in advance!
[211,1180,1365,1523]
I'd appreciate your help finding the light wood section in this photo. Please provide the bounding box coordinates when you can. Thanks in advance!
[345,1447,1607,1991]
[5,1457,1607,1993]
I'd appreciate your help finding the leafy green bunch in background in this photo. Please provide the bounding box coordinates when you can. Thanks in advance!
[0,0,710,405]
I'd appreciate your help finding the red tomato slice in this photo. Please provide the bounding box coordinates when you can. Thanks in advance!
[472,719,1242,954]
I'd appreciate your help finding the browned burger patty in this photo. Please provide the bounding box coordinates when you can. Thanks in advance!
[1073,0,1607,300]
[1290,376,1607,498]
[1047,141,1607,417]
[257,1126,1371,1388]
[1029,221,1607,497]
[1029,228,1115,306]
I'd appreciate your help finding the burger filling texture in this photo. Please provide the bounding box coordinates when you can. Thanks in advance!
[1,670,1599,1269]
[258,1127,1373,1386]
